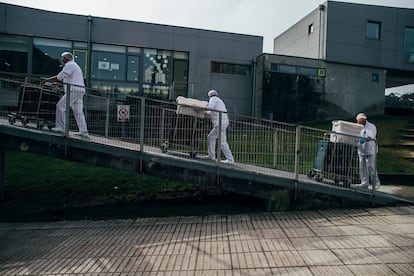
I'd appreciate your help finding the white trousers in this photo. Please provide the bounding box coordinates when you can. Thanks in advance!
[359,154,380,186]
[56,92,88,133]
[207,125,234,162]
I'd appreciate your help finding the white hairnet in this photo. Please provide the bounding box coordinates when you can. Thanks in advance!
[208,90,218,97]
[356,112,367,120]
[61,52,73,60]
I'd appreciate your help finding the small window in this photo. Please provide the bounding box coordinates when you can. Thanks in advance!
[308,24,314,34]
[366,21,381,40]
[211,62,250,76]
[279,64,296,74]
[404,27,414,63]
[371,73,379,82]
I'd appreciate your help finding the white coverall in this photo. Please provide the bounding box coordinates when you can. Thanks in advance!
[56,60,88,133]
[207,96,234,162]
[357,121,380,187]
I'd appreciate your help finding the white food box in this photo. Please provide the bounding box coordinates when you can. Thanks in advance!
[176,96,208,118]
[330,120,362,145]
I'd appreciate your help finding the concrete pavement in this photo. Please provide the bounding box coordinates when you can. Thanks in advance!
[0,206,413,275]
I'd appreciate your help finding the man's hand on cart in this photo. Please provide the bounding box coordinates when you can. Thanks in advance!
[40,77,63,88]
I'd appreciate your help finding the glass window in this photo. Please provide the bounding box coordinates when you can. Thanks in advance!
[90,80,139,97]
[32,38,72,75]
[74,42,87,49]
[308,24,314,34]
[279,64,296,74]
[73,50,88,78]
[404,27,414,63]
[0,34,29,73]
[366,21,381,40]
[297,66,318,76]
[174,51,189,59]
[91,44,126,81]
[211,62,250,76]
[270,63,278,72]
[143,49,172,85]
[128,47,141,54]
[127,55,139,81]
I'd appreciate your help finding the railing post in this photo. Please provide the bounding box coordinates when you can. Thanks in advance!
[273,129,278,168]
[160,108,165,145]
[217,111,222,163]
[105,98,110,138]
[0,146,4,200]
[294,126,301,193]
[64,83,71,137]
[139,97,146,153]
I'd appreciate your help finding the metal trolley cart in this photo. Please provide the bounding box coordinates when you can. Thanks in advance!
[307,120,362,187]
[8,78,62,130]
[161,96,208,158]
[307,139,359,187]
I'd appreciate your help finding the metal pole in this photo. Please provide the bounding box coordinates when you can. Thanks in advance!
[217,111,222,163]
[294,126,301,198]
[105,98,110,138]
[139,98,145,172]
[273,129,278,168]
[64,83,71,137]
[0,146,4,200]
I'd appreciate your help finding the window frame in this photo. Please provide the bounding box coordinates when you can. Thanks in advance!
[366,20,381,40]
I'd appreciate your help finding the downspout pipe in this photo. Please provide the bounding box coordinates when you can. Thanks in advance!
[251,57,257,117]
[86,15,93,88]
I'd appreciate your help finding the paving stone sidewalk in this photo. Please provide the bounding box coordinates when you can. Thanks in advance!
[0,206,413,275]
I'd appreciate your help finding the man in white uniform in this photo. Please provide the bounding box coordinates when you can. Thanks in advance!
[206,90,234,163]
[355,113,380,190]
[45,52,88,137]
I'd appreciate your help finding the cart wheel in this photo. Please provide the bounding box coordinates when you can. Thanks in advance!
[37,122,45,130]
[47,123,54,130]
[307,170,314,178]
[343,179,352,188]
[22,117,29,126]
[315,175,323,182]
[161,141,169,153]
[8,115,16,125]
[190,152,197,159]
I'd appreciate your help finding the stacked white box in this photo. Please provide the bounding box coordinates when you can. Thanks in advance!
[330,120,362,145]
[176,96,208,118]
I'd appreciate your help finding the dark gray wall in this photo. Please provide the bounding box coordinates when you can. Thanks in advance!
[274,1,414,73]
[326,2,414,71]
[0,3,262,115]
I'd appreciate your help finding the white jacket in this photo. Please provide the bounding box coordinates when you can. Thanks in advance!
[207,96,229,127]
[57,60,85,93]
[358,121,378,155]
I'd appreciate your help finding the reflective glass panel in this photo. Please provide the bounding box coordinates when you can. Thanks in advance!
[404,27,414,63]
[32,38,72,75]
[0,34,29,73]
[91,51,126,81]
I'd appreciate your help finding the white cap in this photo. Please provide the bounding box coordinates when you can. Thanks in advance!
[356,112,367,120]
[208,90,218,97]
[61,52,73,60]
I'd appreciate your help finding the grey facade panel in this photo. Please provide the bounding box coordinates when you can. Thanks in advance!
[0,3,262,116]
[325,2,414,70]
[274,1,414,73]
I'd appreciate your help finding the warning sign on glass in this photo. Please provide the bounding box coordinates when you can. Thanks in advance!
[117,105,130,122]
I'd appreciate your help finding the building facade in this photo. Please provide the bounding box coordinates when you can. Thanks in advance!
[265,1,414,121]
[0,3,262,115]
[274,1,414,83]
[2,2,413,122]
